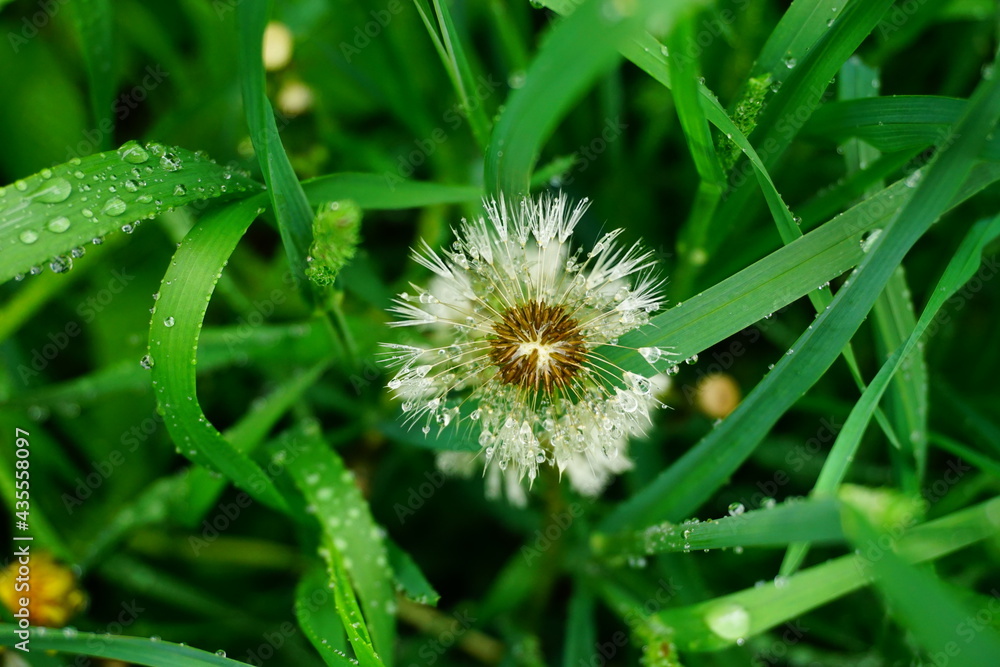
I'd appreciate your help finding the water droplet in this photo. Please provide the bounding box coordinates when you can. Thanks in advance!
[861,229,882,253]
[33,177,73,203]
[163,317,175,327]
[14,180,28,191]
[102,197,127,217]
[639,347,662,363]
[124,179,140,192]
[173,184,187,196]
[728,502,745,516]
[705,603,751,641]
[784,56,797,69]
[120,141,150,164]
[47,217,71,233]
[19,230,39,244]
[50,255,72,273]
[140,354,154,369]
[160,152,182,171]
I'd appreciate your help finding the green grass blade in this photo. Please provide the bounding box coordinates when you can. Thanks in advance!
[808,213,1000,502]
[603,55,1000,530]
[842,504,1000,665]
[751,0,845,84]
[596,161,1000,377]
[710,0,896,255]
[486,0,657,195]
[236,0,314,300]
[149,195,293,515]
[302,173,481,208]
[296,566,354,667]
[563,585,597,667]
[0,624,251,666]
[283,425,396,665]
[639,496,1000,652]
[0,142,260,285]
[593,497,844,559]
[386,539,440,607]
[65,0,115,150]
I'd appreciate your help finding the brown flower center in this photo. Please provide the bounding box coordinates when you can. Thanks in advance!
[488,300,587,393]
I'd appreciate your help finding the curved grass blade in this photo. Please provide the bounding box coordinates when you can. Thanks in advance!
[0,142,261,285]
[485,0,655,196]
[296,566,354,667]
[236,0,314,300]
[750,0,845,85]
[603,55,1000,530]
[387,539,440,607]
[0,624,251,666]
[283,424,396,665]
[148,195,293,515]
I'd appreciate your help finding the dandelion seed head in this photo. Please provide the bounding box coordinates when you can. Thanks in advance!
[383,192,668,496]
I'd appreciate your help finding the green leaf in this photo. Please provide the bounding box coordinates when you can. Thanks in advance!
[236,0,315,300]
[0,624,250,666]
[283,424,396,665]
[296,566,354,667]
[486,0,660,196]
[0,142,260,285]
[386,539,440,607]
[65,0,115,150]
[842,503,1000,665]
[636,497,1000,652]
[593,497,844,559]
[149,195,293,515]
[563,585,597,667]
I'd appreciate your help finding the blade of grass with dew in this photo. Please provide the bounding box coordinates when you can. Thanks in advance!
[840,57,924,474]
[708,0,897,256]
[841,503,1000,665]
[0,625,253,666]
[301,173,481,209]
[411,0,492,150]
[602,54,1000,531]
[64,0,115,151]
[148,194,295,514]
[595,161,1000,377]
[485,0,668,196]
[282,424,396,665]
[592,497,844,559]
[387,539,440,607]
[0,142,261,285]
[668,9,727,298]
[779,213,1000,575]
[628,496,1000,652]
[750,0,846,85]
[17,322,330,409]
[236,0,314,300]
[563,585,597,667]
[801,96,1000,158]
[296,566,355,667]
